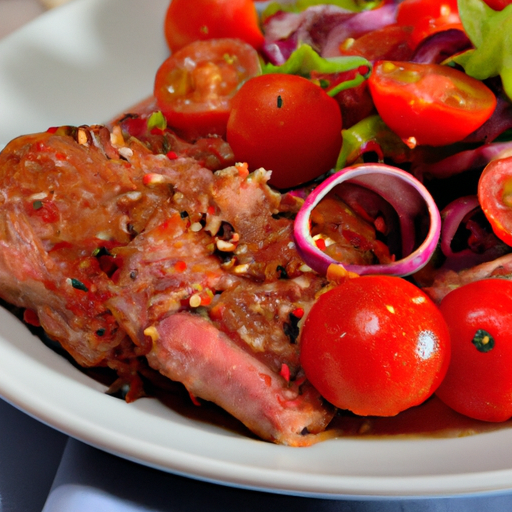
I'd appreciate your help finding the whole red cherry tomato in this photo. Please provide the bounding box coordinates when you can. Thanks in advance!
[436,279,512,422]
[154,38,261,141]
[478,156,512,247]
[164,0,264,53]
[368,61,497,147]
[226,74,342,189]
[300,276,451,417]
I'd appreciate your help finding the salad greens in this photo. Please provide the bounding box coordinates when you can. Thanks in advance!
[261,0,381,19]
[456,0,512,99]
[261,44,372,96]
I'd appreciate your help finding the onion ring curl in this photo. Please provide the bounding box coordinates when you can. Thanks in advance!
[293,164,441,277]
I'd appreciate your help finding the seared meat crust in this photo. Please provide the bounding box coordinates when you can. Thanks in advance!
[0,124,333,445]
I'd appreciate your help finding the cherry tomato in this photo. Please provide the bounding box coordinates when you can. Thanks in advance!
[154,38,261,141]
[478,156,512,247]
[226,74,342,190]
[300,276,451,417]
[436,279,512,422]
[408,18,465,50]
[397,0,462,49]
[397,0,459,27]
[164,0,264,53]
[339,25,415,62]
[368,61,497,147]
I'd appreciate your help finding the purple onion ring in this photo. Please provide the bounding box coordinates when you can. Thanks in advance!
[293,164,441,276]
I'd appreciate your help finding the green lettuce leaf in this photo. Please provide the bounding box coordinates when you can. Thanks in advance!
[456,0,512,99]
[261,0,380,19]
[262,44,371,96]
[335,115,411,170]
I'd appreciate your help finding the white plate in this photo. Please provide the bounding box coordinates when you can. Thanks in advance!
[2,0,512,499]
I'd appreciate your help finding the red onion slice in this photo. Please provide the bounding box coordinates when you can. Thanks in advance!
[294,164,441,276]
[440,196,480,259]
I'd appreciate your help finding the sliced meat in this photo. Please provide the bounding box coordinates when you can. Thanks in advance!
[0,123,335,443]
[146,312,334,446]
[424,252,512,303]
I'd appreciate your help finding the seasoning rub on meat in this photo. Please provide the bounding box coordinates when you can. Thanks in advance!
[0,121,334,446]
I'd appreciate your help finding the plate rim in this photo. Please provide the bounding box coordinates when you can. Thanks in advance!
[2,0,512,499]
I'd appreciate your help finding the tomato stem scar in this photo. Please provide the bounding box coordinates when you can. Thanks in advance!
[472,329,495,353]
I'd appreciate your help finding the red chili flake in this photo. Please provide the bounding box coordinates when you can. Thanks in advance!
[174,260,187,272]
[46,126,58,134]
[199,291,213,306]
[143,173,169,187]
[207,205,216,215]
[55,152,67,161]
[315,238,326,251]
[166,151,178,160]
[188,391,202,406]
[23,309,40,327]
[292,307,304,319]
[279,363,291,383]
[374,216,386,234]
[235,162,249,177]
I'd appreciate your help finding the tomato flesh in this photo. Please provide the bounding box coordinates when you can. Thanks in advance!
[478,156,512,247]
[300,276,451,417]
[436,279,512,422]
[368,61,497,147]
[226,74,342,190]
[397,0,462,49]
[154,38,261,141]
[164,0,264,53]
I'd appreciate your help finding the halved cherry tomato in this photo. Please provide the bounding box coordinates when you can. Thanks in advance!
[226,74,342,189]
[368,61,497,147]
[397,0,459,27]
[154,38,261,141]
[397,0,462,49]
[339,25,415,62]
[164,0,264,53]
[300,276,451,417]
[436,279,512,422]
[408,17,465,50]
[478,155,512,247]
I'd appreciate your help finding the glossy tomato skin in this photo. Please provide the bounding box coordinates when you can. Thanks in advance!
[396,0,462,49]
[436,279,512,422]
[300,276,450,417]
[164,0,264,53]
[397,0,459,26]
[478,156,512,247]
[154,38,261,141]
[226,74,343,190]
[368,61,497,147]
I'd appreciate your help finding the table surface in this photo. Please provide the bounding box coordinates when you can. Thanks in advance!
[3,1,512,510]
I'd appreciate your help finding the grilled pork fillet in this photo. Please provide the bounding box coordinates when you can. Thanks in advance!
[0,123,334,444]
